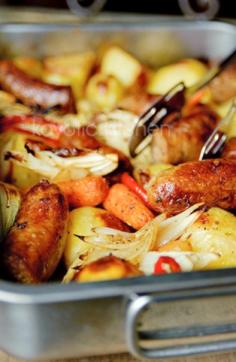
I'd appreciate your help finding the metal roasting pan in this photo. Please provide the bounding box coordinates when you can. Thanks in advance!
[0,12,236,360]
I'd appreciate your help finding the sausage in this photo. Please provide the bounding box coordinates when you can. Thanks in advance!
[151,105,218,164]
[0,61,76,113]
[147,159,236,215]
[2,181,68,283]
[222,137,236,159]
[209,63,236,103]
[118,92,159,115]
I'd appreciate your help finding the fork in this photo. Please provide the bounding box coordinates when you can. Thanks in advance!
[199,101,236,160]
[129,82,185,157]
[129,48,236,158]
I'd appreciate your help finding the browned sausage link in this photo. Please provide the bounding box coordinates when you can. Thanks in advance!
[147,159,236,215]
[152,105,218,164]
[209,63,236,103]
[222,137,236,159]
[0,61,76,113]
[2,181,68,283]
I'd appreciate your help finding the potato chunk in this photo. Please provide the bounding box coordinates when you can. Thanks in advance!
[43,52,95,98]
[101,46,142,87]
[64,206,129,267]
[85,73,123,111]
[148,58,208,94]
[73,255,141,282]
[179,208,236,269]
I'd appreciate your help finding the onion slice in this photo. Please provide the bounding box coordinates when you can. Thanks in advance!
[0,182,21,242]
[63,204,203,282]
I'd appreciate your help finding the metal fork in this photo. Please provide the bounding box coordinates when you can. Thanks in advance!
[129,48,236,158]
[129,82,185,157]
[199,101,236,160]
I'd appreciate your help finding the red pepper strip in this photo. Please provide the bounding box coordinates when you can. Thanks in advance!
[121,172,154,209]
[0,115,63,147]
[154,256,181,275]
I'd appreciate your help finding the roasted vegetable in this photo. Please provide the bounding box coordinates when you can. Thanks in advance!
[85,73,123,111]
[5,146,119,180]
[148,58,208,95]
[161,208,236,270]
[101,46,142,87]
[0,132,42,189]
[13,56,43,78]
[95,110,137,156]
[134,163,174,186]
[63,204,202,281]
[2,181,68,283]
[103,183,154,230]
[0,182,21,242]
[43,52,96,99]
[57,175,109,208]
[141,251,218,274]
[215,98,236,138]
[64,206,129,268]
[72,255,141,283]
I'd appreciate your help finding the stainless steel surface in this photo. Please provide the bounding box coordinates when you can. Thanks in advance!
[0,18,236,360]
[66,0,107,17]
[126,288,236,359]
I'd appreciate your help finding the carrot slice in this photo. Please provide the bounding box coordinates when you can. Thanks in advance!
[58,175,109,208]
[103,183,154,230]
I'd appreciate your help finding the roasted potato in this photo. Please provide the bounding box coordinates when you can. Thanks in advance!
[73,255,141,282]
[85,73,123,111]
[0,132,41,189]
[148,58,208,95]
[13,56,43,78]
[64,206,129,267]
[183,208,236,269]
[134,163,173,186]
[43,52,96,98]
[2,181,68,283]
[101,46,142,87]
[0,90,16,106]
[160,208,236,269]
[214,98,236,138]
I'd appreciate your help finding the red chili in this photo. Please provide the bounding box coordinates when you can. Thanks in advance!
[121,172,153,209]
[0,115,62,147]
[154,256,181,275]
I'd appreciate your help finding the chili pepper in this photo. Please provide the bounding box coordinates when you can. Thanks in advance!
[121,172,153,209]
[154,256,181,275]
[0,114,62,147]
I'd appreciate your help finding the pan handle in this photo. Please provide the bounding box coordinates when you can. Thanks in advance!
[125,287,236,359]
[178,0,220,20]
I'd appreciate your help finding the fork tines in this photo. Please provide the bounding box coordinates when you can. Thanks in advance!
[199,100,236,161]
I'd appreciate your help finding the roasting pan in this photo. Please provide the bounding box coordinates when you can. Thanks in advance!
[0,13,236,360]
